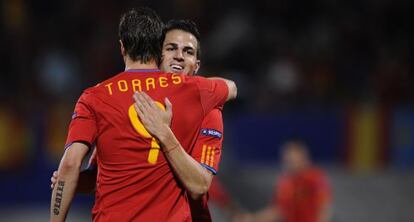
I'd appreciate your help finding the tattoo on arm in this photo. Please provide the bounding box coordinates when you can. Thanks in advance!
[53,180,65,215]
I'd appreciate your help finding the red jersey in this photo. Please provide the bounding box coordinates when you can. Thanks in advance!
[273,167,331,222]
[187,108,224,222]
[65,69,228,222]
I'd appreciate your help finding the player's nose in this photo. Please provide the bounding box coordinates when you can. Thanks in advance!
[173,50,184,61]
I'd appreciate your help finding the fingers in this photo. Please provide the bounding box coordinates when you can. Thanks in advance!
[133,92,171,117]
[133,92,139,103]
[133,92,147,116]
[134,92,152,113]
[164,98,173,126]
[51,170,58,189]
[134,103,145,120]
[141,92,158,109]
[137,91,151,107]
[165,98,172,113]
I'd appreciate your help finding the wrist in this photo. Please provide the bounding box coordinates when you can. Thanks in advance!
[156,125,174,143]
[158,127,181,153]
[163,142,180,154]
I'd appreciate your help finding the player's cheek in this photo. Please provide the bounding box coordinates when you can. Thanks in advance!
[163,52,173,61]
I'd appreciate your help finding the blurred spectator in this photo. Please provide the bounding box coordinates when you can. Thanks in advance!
[35,47,81,100]
[238,139,332,222]
[0,0,413,110]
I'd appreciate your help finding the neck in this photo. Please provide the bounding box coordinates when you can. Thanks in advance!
[124,56,158,71]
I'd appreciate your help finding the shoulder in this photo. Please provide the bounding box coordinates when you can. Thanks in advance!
[94,71,126,88]
[83,71,125,94]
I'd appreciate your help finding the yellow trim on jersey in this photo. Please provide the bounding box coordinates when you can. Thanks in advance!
[148,138,160,164]
[210,148,215,167]
[206,146,212,166]
[201,145,206,164]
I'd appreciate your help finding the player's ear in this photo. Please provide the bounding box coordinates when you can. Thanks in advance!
[119,40,126,56]
[194,59,201,74]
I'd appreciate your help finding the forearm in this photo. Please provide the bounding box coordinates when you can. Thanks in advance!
[50,165,81,221]
[50,143,88,222]
[158,127,212,199]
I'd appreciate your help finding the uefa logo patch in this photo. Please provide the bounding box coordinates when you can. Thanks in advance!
[200,128,222,139]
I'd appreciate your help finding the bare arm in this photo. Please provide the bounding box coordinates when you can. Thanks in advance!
[208,77,237,101]
[50,142,89,222]
[51,149,98,194]
[133,92,213,199]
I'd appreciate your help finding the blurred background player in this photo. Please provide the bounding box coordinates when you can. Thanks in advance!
[238,139,332,222]
[51,19,239,221]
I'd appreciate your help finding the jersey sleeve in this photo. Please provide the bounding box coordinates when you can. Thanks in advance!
[65,91,98,150]
[190,109,223,174]
[193,76,228,116]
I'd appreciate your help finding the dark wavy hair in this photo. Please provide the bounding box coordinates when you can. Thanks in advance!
[119,7,164,65]
[163,19,201,59]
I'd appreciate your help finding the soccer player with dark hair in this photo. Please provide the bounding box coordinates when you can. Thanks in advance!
[50,8,236,222]
[51,18,238,222]
[161,19,239,221]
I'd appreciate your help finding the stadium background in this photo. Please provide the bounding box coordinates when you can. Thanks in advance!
[1,0,413,221]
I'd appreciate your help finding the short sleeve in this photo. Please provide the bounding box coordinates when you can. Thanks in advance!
[190,109,223,174]
[65,92,98,149]
[194,77,228,116]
